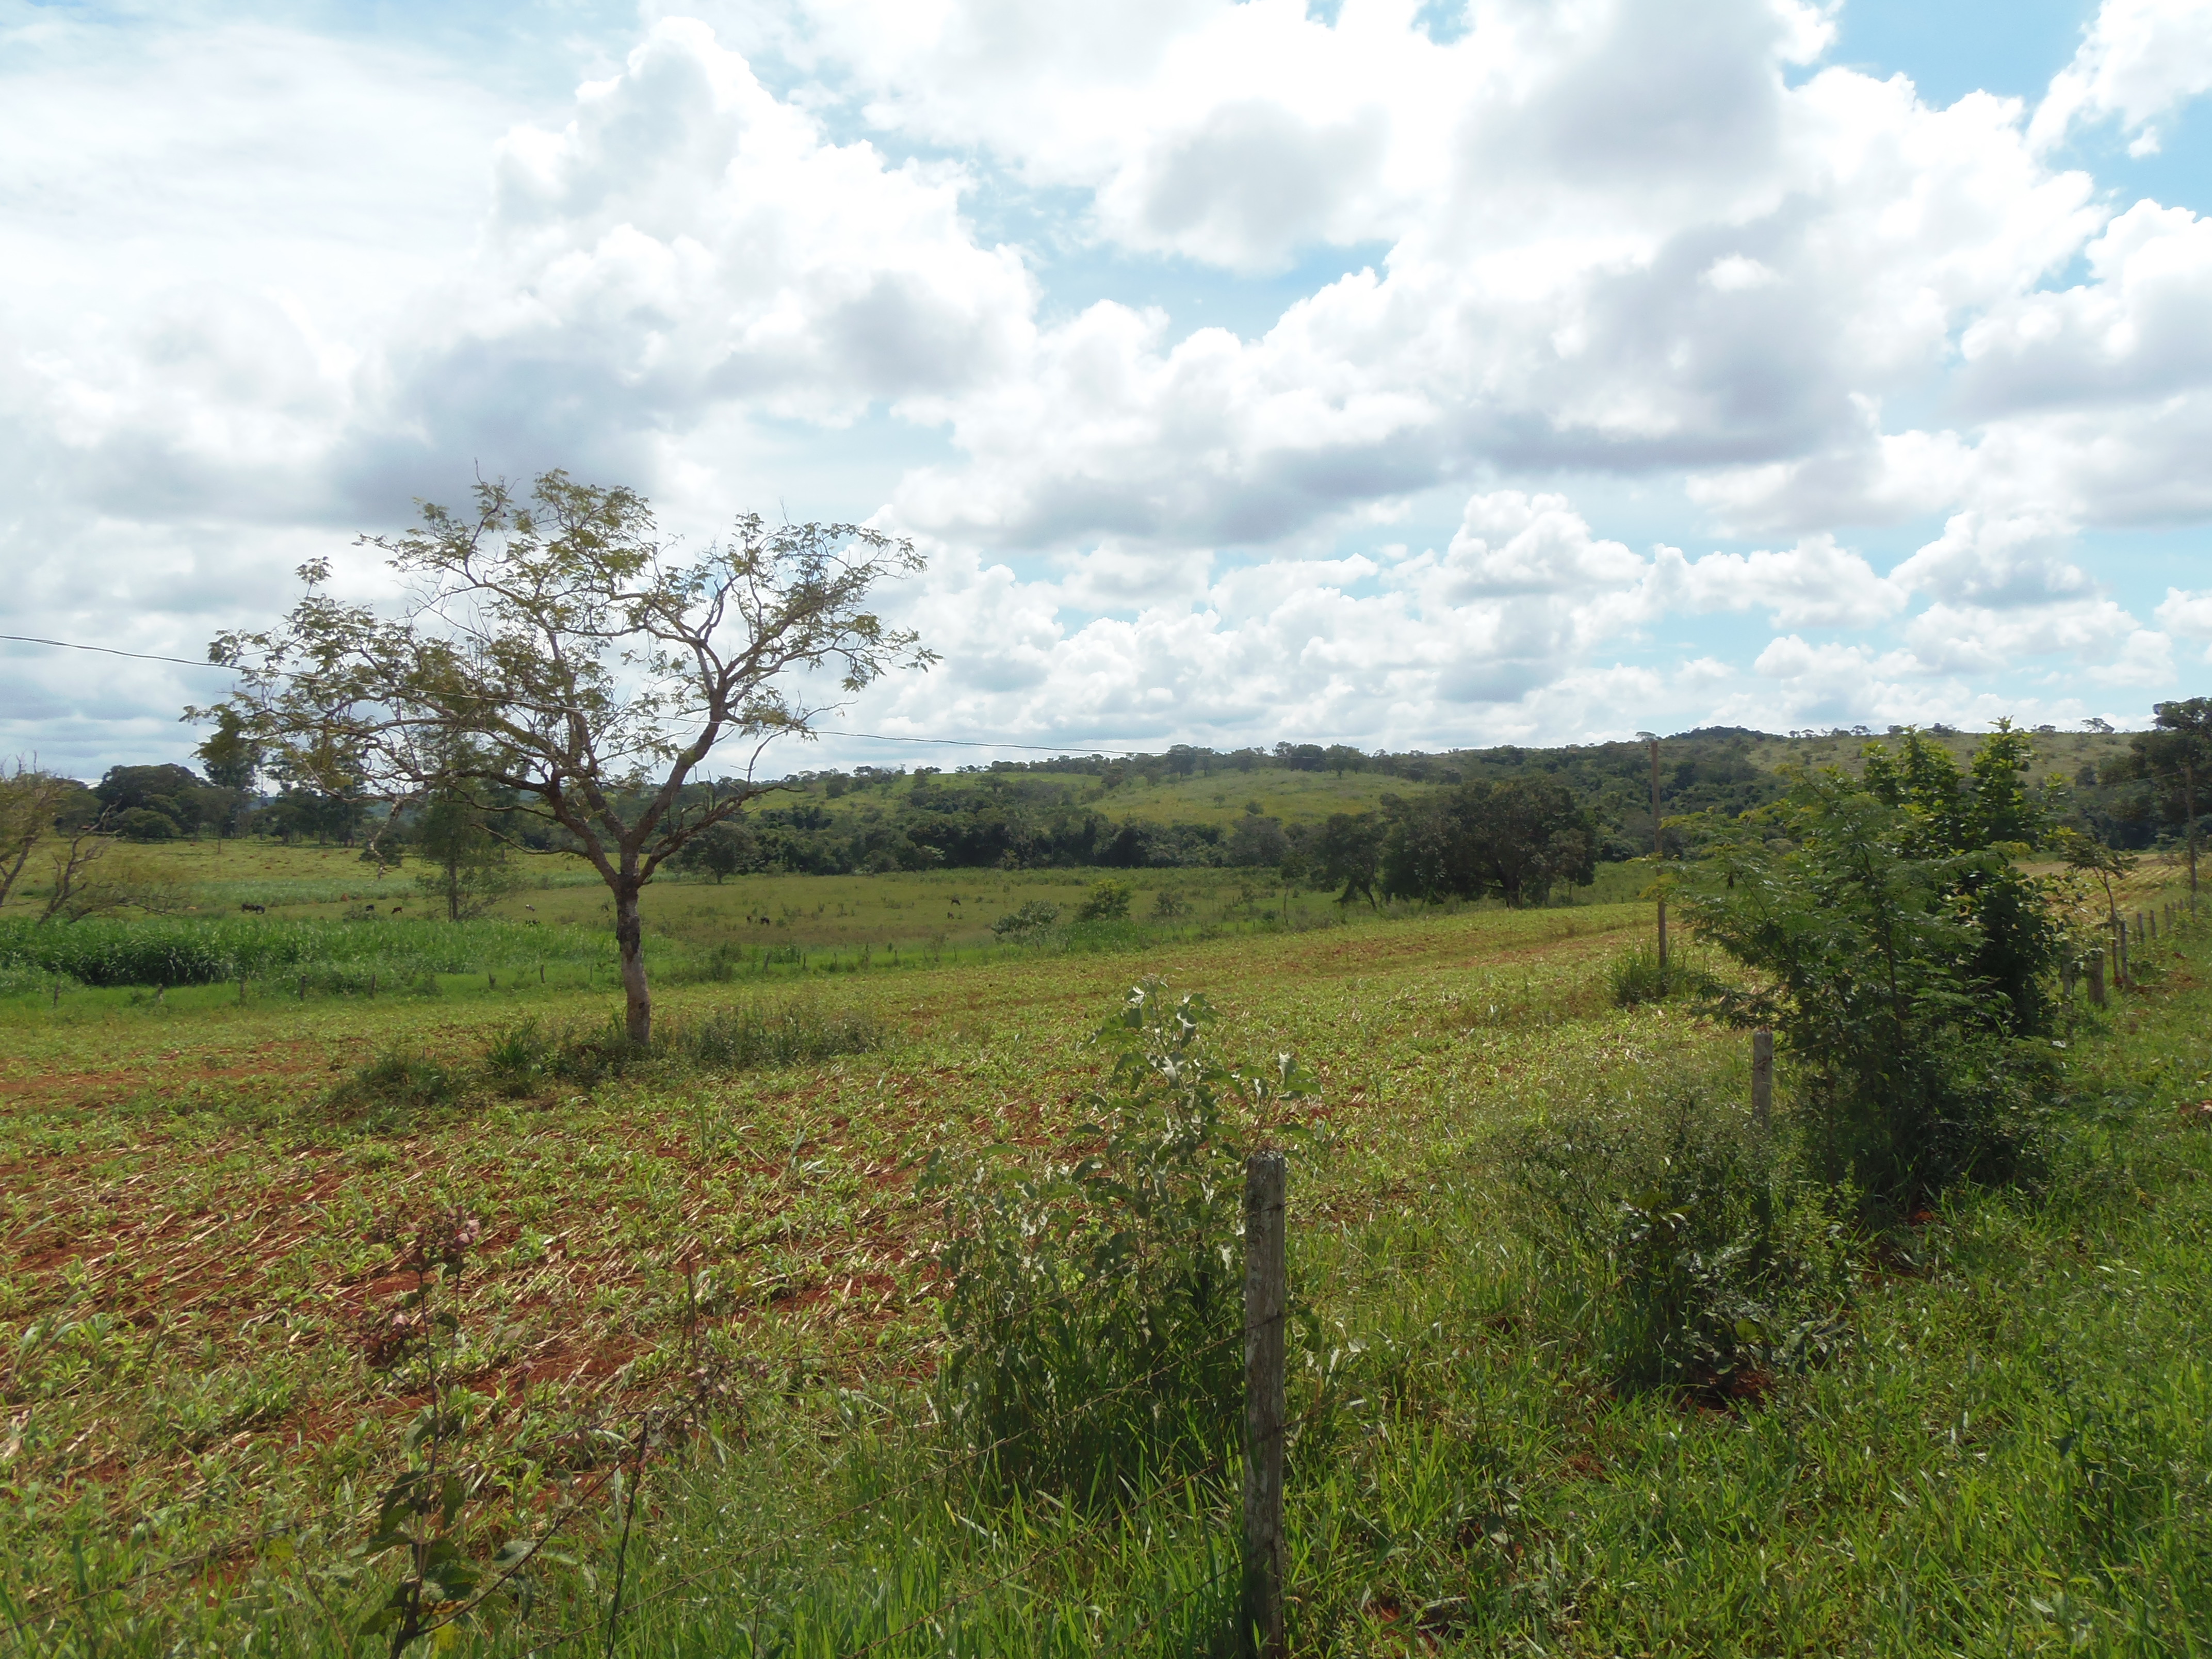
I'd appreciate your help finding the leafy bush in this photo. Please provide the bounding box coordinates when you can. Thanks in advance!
[665,997,888,1071]
[113,807,178,841]
[1074,878,1134,922]
[926,979,1307,1501]
[483,1019,549,1094]
[1684,744,2062,1208]
[990,900,1060,939]
[1507,1097,1853,1398]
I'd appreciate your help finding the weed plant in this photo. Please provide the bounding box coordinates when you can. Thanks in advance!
[927,980,1308,1503]
[329,1052,465,1124]
[1506,1095,1855,1396]
[1603,942,1722,1007]
[335,995,894,1112]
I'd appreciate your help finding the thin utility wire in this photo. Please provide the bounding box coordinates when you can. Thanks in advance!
[1,633,240,672]
[1,632,1157,758]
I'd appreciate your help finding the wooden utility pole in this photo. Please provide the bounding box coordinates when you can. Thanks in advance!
[1242,1151,1287,1659]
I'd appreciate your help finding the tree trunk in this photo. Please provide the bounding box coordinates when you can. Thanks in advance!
[2187,759,2199,904]
[615,882,652,1047]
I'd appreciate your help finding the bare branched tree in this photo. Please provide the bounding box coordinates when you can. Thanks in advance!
[196,471,935,1043]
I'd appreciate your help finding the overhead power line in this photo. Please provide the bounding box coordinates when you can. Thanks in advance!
[2,632,240,671]
[1,631,1156,758]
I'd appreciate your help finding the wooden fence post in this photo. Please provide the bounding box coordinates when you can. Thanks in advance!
[297,974,306,1002]
[2088,950,2106,1007]
[1243,1150,1288,1659]
[1751,1029,1773,1133]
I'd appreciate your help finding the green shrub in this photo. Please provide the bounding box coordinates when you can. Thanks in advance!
[1684,752,2062,1208]
[664,997,888,1071]
[329,1051,464,1119]
[1074,879,1134,922]
[1507,1097,1854,1398]
[483,1019,550,1094]
[990,900,1060,939]
[926,979,1307,1502]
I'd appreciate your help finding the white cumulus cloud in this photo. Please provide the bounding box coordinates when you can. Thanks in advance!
[2030,0,2212,156]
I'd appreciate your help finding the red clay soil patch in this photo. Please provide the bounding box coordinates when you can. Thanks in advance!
[0,1041,332,1107]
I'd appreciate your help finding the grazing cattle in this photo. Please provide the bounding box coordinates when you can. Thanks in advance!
[239,902,266,914]
[391,905,403,914]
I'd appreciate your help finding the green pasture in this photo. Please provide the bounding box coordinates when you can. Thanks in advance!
[2,861,2206,1655]
[810,761,1446,828]
[0,842,1657,1012]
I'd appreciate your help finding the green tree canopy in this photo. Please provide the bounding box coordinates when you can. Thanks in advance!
[1379,776,1597,907]
[198,470,934,1044]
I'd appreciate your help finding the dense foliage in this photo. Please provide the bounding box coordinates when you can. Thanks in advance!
[1376,775,1599,906]
[1684,727,2063,1207]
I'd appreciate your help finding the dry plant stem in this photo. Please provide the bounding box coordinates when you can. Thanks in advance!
[603,1414,654,1659]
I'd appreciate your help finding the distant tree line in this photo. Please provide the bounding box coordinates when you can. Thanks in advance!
[13,709,2207,918]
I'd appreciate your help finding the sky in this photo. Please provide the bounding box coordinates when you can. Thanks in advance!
[3,0,2210,779]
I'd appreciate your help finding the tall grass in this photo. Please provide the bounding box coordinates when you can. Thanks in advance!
[0,916,619,988]
[321,995,901,1108]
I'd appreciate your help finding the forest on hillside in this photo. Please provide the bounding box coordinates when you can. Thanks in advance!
[37,721,2200,910]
